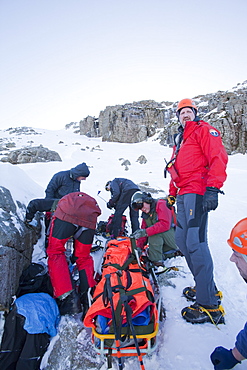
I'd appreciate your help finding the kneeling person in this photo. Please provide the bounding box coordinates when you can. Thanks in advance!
[130,192,179,269]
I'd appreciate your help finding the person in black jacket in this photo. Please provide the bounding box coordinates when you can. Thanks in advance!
[105,178,140,238]
[0,263,60,370]
[45,162,90,199]
[43,162,90,234]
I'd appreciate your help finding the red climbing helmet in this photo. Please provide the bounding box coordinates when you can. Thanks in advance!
[176,98,198,116]
[227,218,247,255]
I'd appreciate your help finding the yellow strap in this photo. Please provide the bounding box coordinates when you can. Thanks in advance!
[216,291,223,300]
[197,305,225,329]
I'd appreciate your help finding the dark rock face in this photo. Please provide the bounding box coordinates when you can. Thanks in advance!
[79,81,247,154]
[0,186,40,310]
[80,100,169,143]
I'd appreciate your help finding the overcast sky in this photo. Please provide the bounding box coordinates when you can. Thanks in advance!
[1,0,246,130]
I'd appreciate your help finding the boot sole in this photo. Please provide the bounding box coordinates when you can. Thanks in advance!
[182,313,225,324]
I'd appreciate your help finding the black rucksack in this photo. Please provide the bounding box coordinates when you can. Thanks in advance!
[96,214,127,237]
[16,262,53,298]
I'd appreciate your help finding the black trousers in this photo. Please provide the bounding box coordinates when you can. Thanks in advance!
[110,189,139,238]
[0,306,50,370]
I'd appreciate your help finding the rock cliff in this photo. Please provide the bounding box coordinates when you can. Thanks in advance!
[0,186,41,310]
[79,81,247,154]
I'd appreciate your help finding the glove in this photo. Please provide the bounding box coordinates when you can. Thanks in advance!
[107,201,113,209]
[166,195,176,209]
[210,346,241,369]
[203,187,223,213]
[130,229,147,240]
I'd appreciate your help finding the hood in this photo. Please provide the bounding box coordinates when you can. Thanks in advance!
[70,162,90,179]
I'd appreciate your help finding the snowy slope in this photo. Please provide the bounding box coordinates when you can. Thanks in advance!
[0,127,246,370]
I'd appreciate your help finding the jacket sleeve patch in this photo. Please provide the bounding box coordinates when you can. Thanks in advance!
[209,128,219,137]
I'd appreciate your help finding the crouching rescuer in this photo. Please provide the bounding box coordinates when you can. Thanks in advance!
[130,191,179,271]
[47,192,101,316]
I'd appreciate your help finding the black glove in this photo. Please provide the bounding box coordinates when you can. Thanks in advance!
[166,195,176,209]
[203,187,224,213]
[130,229,147,240]
[210,346,241,369]
[107,201,114,210]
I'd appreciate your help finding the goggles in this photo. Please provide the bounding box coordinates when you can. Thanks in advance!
[131,200,144,211]
[105,182,111,191]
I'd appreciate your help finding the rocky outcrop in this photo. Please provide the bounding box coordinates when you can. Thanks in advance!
[79,116,100,137]
[43,316,104,370]
[1,145,62,164]
[80,100,172,143]
[197,86,247,154]
[65,121,80,134]
[0,186,41,310]
[79,81,247,154]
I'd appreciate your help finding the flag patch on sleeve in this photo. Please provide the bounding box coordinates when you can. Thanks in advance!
[209,129,219,137]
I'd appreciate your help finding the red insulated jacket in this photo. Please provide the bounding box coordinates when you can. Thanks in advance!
[167,120,228,197]
[137,199,172,249]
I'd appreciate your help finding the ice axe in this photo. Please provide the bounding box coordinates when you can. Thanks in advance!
[97,190,107,203]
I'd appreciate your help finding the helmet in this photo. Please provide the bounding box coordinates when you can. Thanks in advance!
[227,218,247,255]
[131,191,153,211]
[105,181,111,191]
[176,98,198,117]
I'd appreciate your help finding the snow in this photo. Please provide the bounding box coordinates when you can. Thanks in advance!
[0,127,247,369]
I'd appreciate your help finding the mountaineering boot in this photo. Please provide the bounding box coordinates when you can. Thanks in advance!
[153,261,166,274]
[182,286,223,304]
[56,289,82,315]
[163,250,184,260]
[181,302,225,325]
[79,269,90,321]
[80,291,89,321]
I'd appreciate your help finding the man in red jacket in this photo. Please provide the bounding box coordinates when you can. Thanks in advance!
[47,192,101,316]
[130,191,179,272]
[165,98,228,324]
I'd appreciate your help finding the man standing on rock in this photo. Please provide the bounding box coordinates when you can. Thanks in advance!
[165,98,228,325]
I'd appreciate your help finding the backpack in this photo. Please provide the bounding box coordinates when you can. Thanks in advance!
[54,192,101,229]
[105,214,127,236]
[96,214,127,237]
[16,262,53,298]
[84,237,158,345]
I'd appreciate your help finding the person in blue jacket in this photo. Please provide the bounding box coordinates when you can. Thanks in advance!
[211,218,247,369]
[0,292,60,370]
[105,178,140,238]
[45,162,90,199]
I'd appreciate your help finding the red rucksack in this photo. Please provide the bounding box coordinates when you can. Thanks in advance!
[54,192,101,229]
[105,214,127,236]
